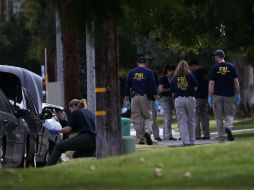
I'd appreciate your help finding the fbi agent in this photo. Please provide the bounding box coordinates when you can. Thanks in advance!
[158,64,177,141]
[171,61,198,146]
[190,60,210,140]
[47,99,96,165]
[145,58,162,141]
[208,50,240,142]
[125,55,157,145]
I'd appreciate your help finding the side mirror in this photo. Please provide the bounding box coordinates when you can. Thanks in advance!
[40,110,53,120]
[16,109,30,118]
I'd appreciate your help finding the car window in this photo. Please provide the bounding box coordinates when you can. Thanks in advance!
[0,90,14,114]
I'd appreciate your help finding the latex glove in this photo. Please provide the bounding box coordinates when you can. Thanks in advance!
[235,95,241,106]
[124,101,131,109]
[155,100,160,111]
[49,129,59,135]
[208,96,213,108]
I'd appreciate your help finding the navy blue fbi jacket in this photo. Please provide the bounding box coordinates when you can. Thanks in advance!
[125,67,157,96]
[68,109,96,135]
[192,68,209,99]
[209,62,238,97]
[171,73,198,98]
[159,76,172,97]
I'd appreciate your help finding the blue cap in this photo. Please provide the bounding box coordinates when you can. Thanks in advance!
[137,55,147,64]
[213,50,225,57]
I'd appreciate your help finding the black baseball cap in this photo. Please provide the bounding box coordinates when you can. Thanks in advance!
[213,50,225,57]
[137,55,148,64]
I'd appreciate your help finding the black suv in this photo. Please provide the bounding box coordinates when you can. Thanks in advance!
[0,89,29,167]
[0,66,62,167]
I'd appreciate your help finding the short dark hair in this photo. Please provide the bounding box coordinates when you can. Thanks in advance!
[163,64,176,75]
[137,54,147,64]
[189,59,199,66]
[213,49,225,58]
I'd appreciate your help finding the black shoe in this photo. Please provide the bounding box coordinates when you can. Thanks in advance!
[225,128,234,141]
[144,133,153,145]
[169,137,177,141]
[138,141,145,145]
[154,137,163,141]
[202,136,210,140]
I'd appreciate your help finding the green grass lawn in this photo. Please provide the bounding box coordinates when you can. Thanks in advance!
[0,119,254,190]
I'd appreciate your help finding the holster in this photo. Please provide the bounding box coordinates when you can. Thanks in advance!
[147,93,155,101]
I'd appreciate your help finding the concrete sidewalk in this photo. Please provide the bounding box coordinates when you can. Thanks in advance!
[130,127,254,147]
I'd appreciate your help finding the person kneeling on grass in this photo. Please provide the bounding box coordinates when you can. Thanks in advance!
[46,99,96,166]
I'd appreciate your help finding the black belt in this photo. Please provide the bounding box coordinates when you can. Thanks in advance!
[160,95,172,98]
[133,93,147,96]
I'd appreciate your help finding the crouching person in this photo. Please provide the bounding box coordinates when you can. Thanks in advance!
[46,99,96,166]
[171,61,198,146]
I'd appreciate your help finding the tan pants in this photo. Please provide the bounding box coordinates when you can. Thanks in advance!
[175,97,196,145]
[213,95,235,140]
[140,101,160,139]
[131,96,153,141]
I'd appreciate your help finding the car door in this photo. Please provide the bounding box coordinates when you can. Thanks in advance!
[23,89,42,133]
[22,89,43,165]
[0,89,28,167]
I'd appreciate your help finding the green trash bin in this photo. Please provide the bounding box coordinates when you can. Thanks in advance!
[121,117,131,136]
[122,136,136,154]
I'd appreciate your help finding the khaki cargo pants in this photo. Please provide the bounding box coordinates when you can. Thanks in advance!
[175,97,196,145]
[213,95,235,140]
[131,95,153,142]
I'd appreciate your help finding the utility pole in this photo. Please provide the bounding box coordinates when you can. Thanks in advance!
[44,48,49,103]
[55,6,65,107]
[86,22,96,114]
[94,18,122,158]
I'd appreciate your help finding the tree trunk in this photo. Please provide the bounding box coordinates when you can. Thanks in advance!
[95,18,122,158]
[77,32,87,98]
[61,22,82,109]
[0,0,7,21]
